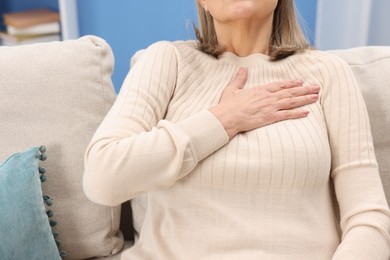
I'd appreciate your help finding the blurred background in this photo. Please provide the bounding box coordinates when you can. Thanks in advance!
[1,0,389,92]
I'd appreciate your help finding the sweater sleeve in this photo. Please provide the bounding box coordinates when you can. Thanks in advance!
[83,41,228,206]
[318,54,390,259]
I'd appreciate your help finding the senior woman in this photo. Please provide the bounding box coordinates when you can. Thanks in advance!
[83,0,390,259]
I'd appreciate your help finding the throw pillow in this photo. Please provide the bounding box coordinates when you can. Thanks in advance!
[0,146,64,259]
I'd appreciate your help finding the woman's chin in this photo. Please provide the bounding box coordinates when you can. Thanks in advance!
[228,1,273,20]
[229,3,256,18]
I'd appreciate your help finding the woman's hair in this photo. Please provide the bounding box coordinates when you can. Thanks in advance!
[194,0,310,61]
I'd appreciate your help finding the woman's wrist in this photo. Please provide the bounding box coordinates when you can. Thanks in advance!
[209,106,239,140]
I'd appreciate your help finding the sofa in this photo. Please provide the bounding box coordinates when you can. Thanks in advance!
[0,35,389,259]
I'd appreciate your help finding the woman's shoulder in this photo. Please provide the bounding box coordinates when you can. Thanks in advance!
[278,49,354,85]
[131,40,201,67]
[130,40,213,71]
[285,48,352,77]
[297,48,350,67]
[142,40,201,57]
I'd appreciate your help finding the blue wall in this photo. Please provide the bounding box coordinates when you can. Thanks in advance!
[77,0,197,92]
[295,0,318,45]
[78,0,318,92]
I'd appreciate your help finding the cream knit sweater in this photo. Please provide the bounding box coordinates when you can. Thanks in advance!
[83,41,390,260]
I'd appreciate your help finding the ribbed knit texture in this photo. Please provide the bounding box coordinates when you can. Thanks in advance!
[83,40,390,260]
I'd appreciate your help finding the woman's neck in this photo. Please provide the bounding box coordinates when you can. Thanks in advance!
[214,16,273,57]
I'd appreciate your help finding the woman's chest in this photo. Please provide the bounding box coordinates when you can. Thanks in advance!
[181,110,332,193]
[165,63,331,193]
[165,61,323,121]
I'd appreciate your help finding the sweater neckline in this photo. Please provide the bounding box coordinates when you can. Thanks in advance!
[219,51,271,66]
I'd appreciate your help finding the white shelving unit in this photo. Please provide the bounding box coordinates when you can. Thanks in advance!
[59,0,79,40]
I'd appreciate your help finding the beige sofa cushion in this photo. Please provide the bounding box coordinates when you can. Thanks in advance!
[0,36,123,259]
[331,46,390,205]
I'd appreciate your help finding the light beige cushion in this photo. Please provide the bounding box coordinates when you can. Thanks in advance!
[330,46,390,205]
[0,36,123,259]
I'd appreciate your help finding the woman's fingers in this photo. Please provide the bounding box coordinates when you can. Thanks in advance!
[261,81,320,110]
[228,67,248,90]
[276,93,319,110]
[274,109,310,122]
[265,80,303,92]
[264,81,320,100]
[279,84,320,99]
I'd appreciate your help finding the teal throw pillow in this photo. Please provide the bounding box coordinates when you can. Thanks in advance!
[0,146,62,260]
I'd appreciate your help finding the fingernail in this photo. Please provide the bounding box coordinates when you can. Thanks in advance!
[296,79,303,84]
